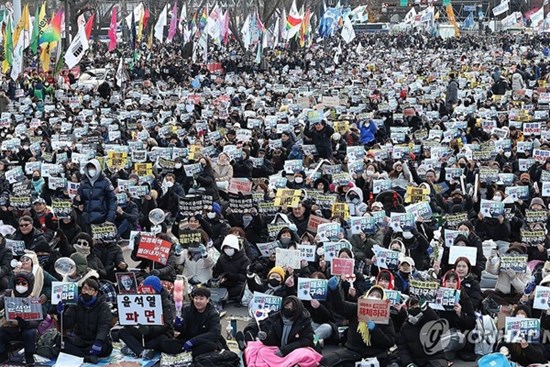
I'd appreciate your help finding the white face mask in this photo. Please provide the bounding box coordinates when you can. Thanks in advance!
[88,169,97,177]
[207,212,216,219]
[504,152,511,158]
[164,181,174,188]
[175,163,183,169]
[16,285,28,294]
[403,231,414,239]
[366,170,375,176]
[224,248,235,257]
[294,177,303,184]
[493,195,502,202]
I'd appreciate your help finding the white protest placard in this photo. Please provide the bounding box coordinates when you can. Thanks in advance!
[444,230,469,248]
[533,286,550,310]
[117,294,163,325]
[448,246,477,265]
[275,248,301,269]
[297,244,316,262]
[257,241,280,257]
[317,222,341,242]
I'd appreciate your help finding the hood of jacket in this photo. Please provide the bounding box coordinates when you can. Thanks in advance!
[84,159,102,182]
[345,187,364,202]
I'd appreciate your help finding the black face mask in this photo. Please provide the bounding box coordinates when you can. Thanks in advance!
[400,271,410,279]
[32,176,40,181]
[459,163,466,168]
[282,307,294,319]
[268,279,281,287]
[81,294,93,302]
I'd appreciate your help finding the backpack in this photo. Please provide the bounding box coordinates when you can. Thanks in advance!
[192,349,240,367]
[477,352,514,367]
[36,328,61,359]
[473,313,498,356]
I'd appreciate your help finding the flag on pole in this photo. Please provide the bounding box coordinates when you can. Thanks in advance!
[131,10,136,49]
[12,4,30,49]
[241,14,251,50]
[178,4,187,32]
[199,6,208,30]
[2,16,13,73]
[147,28,153,49]
[530,7,544,28]
[299,9,310,47]
[286,0,302,40]
[39,42,51,72]
[64,15,90,69]
[446,4,460,37]
[85,13,94,39]
[492,0,509,16]
[116,57,127,87]
[155,4,168,42]
[341,14,355,43]
[30,2,45,54]
[125,3,144,30]
[39,10,62,45]
[167,0,178,42]
[108,7,117,51]
[13,0,21,25]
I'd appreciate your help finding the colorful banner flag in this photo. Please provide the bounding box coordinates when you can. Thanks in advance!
[167,0,178,42]
[30,2,45,54]
[108,7,117,51]
[39,10,62,45]
[286,0,302,40]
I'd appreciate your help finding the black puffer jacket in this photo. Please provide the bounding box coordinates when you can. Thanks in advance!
[93,242,126,280]
[398,307,447,366]
[0,237,13,289]
[262,297,315,356]
[174,302,226,349]
[195,165,220,201]
[212,248,250,284]
[10,228,48,252]
[77,159,117,225]
[63,294,112,345]
[146,288,175,338]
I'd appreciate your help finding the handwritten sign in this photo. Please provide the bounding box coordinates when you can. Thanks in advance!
[307,215,330,234]
[117,294,163,325]
[297,244,316,262]
[228,178,253,195]
[275,248,301,269]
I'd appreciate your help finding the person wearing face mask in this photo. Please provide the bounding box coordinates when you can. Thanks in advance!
[212,234,250,301]
[397,298,448,367]
[376,270,408,333]
[57,278,113,364]
[158,173,185,218]
[194,157,220,201]
[72,234,107,279]
[246,266,292,300]
[204,203,230,250]
[496,304,546,366]
[345,187,368,216]
[30,170,45,196]
[182,243,214,285]
[276,227,300,249]
[0,272,41,365]
[436,270,477,362]
[58,210,82,249]
[393,257,416,295]
[76,159,117,232]
[384,228,430,272]
[475,194,511,242]
[322,283,395,367]
[226,206,266,246]
[244,296,321,366]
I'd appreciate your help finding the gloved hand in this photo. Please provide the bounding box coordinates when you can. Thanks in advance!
[183,339,194,352]
[327,276,339,291]
[138,325,150,335]
[198,244,207,257]
[175,317,184,328]
[56,301,65,315]
[274,349,284,357]
[90,341,103,356]
[367,320,376,331]
[150,269,160,277]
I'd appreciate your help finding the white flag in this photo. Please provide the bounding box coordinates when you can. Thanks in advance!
[355,42,363,54]
[10,40,24,81]
[272,17,280,47]
[241,14,251,50]
[125,3,144,30]
[116,58,127,87]
[155,5,168,42]
[404,8,417,23]
[341,15,355,44]
[178,4,187,32]
[531,7,544,28]
[492,0,509,16]
[64,16,89,69]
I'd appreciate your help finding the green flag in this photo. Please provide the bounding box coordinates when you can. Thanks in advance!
[443,0,451,6]
[30,5,39,54]
[2,16,13,73]
[400,0,408,6]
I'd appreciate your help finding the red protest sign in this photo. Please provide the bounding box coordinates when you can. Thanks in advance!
[357,298,391,324]
[307,214,330,233]
[330,258,355,276]
[136,234,172,265]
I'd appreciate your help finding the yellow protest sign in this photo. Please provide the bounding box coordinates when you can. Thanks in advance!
[107,151,128,168]
[331,202,350,220]
[274,189,301,208]
[405,186,430,204]
[134,163,153,176]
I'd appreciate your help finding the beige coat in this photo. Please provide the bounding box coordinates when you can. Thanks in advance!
[213,162,233,182]
[485,255,531,295]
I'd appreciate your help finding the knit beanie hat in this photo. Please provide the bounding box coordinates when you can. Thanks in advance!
[143,275,163,293]
[267,266,286,281]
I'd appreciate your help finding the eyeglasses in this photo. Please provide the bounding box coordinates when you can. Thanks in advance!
[19,223,31,228]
